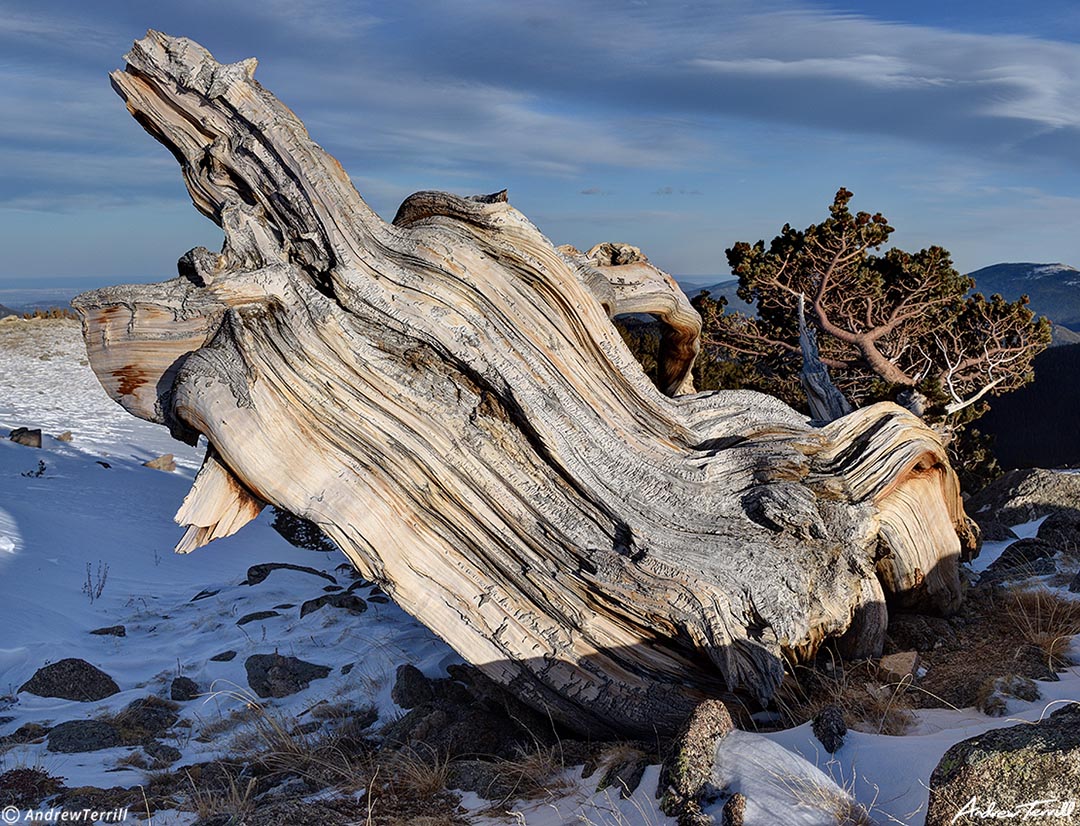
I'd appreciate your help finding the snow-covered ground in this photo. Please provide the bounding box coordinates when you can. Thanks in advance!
[1,317,1078,826]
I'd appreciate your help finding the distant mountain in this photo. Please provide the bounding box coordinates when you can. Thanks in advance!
[967,262,1080,331]
[0,303,16,318]
[681,279,755,313]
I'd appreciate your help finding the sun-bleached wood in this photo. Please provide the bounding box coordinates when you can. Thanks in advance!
[75,32,977,736]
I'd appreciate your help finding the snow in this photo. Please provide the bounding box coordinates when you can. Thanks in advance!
[2,317,1079,826]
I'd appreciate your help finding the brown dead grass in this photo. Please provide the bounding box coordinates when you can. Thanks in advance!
[1006,585,1080,668]
[775,657,915,735]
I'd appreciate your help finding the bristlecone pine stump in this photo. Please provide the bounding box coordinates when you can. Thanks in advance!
[75,32,977,737]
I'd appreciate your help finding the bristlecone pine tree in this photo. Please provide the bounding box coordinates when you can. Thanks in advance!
[696,189,1051,423]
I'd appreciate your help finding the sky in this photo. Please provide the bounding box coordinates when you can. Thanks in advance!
[3,0,1080,294]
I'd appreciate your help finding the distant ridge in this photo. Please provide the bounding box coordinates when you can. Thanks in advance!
[0,303,16,319]
[967,262,1080,331]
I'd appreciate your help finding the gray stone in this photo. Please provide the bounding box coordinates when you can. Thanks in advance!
[1070,571,1080,594]
[47,720,122,753]
[299,592,367,618]
[236,610,281,626]
[9,427,42,448]
[142,739,182,764]
[244,653,331,698]
[170,676,200,701]
[19,658,120,701]
[978,538,1057,584]
[968,468,1080,525]
[243,562,336,587]
[89,625,126,637]
[1037,510,1080,553]
[926,703,1080,826]
[209,650,236,662]
[391,664,435,709]
[812,704,847,753]
[658,700,735,823]
[114,696,180,741]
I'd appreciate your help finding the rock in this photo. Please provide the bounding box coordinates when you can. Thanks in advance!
[300,593,367,618]
[597,746,649,798]
[89,625,126,637]
[381,664,553,760]
[1070,572,1080,594]
[47,719,122,753]
[878,651,920,684]
[114,696,180,741]
[269,506,339,553]
[9,427,42,448]
[658,699,735,823]
[236,610,281,626]
[967,468,1080,526]
[978,538,1058,584]
[975,674,1040,717]
[972,519,1018,542]
[190,588,220,602]
[886,614,957,652]
[392,664,435,709]
[19,658,120,701]
[170,676,200,701]
[244,653,331,698]
[812,704,847,753]
[721,792,746,826]
[1037,510,1080,553]
[56,431,73,442]
[209,650,237,662]
[243,562,336,587]
[925,702,1080,826]
[142,454,176,472]
[142,739,182,765]
[0,722,50,747]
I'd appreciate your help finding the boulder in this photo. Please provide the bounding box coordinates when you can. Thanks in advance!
[47,720,122,753]
[978,538,1057,585]
[170,676,200,702]
[299,593,367,618]
[114,696,180,741]
[19,658,120,701]
[209,650,237,662]
[658,699,735,824]
[967,468,1080,526]
[391,664,435,709]
[142,739,182,765]
[926,703,1080,826]
[1037,510,1080,553]
[244,653,331,698]
[9,427,42,448]
[1070,572,1080,594]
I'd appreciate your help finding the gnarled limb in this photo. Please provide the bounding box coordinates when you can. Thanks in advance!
[75,32,976,736]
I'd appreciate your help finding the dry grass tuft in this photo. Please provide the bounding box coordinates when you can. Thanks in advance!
[775,657,914,736]
[1006,585,1080,668]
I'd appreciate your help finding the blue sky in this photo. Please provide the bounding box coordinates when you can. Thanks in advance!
[3,0,1080,292]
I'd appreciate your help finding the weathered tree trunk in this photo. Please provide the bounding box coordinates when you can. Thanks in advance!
[75,32,977,737]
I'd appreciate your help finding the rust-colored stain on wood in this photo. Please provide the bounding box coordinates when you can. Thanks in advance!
[111,364,147,396]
